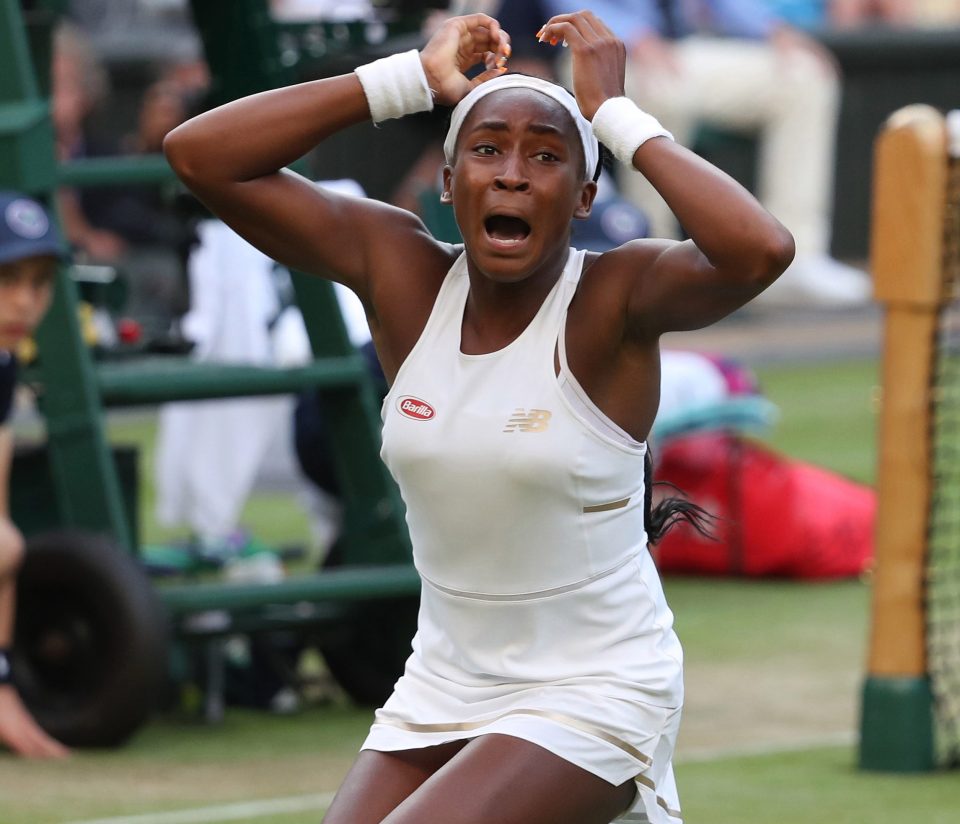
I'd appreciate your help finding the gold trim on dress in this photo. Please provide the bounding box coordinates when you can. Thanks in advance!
[376,707,653,766]
[419,551,639,601]
[583,497,632,513]
[656,796,683,819]
[633,773,683,821]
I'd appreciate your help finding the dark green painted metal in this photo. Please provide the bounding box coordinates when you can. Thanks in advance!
[288,272,411,565]
[58,154,178,188]
[31,0,69,16]
[32,269,135,551]
[859,675,936,771]
[10,443,140,543]
[0,0,40,100]
[188,0,294,107]
[1,0,134,550]
[0,1,56,193]
[0,100,57,193]
[22,5,57,96]
[189,0,412,567]
[161,564,421,617]
[97,355,368,406]
[3,0,413,638]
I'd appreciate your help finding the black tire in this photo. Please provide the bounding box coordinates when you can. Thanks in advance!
[13,530,169,747]
[318,543,419,707]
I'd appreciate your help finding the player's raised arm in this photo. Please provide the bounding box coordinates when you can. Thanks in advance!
[540,11,796,337]
[163,14,511,302]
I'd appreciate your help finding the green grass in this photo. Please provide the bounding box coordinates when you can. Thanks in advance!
[757,357,879,484]
[105,413,312,549]
[0,706,371,823]
[0,574,875,822]
[104,356,881,549]
[665,577,869,665]
[8,738,960,823]
[677,745,960,823]
[3,354,928,823]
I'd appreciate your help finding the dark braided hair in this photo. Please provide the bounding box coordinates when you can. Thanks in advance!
[643,448,717,544]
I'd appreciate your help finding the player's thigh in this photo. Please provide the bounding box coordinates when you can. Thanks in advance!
[322,740,468,824]
[382,733,636,824]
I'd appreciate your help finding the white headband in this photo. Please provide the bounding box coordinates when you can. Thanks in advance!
[443,75,600,182]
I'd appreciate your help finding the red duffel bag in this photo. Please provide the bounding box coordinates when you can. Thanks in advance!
[651,431,875,579]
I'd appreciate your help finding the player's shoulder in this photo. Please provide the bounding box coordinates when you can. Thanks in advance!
[579,239,672,288]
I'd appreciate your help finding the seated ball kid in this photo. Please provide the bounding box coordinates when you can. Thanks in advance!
[0,191,70,758]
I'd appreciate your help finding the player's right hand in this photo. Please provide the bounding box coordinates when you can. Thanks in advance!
[420,14,512,108]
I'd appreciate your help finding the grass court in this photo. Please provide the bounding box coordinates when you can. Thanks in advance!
[6,356,959,822]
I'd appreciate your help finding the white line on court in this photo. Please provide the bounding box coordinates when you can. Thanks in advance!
[677,730,856,764]
[63,734,857,824]
[63,792,337,824]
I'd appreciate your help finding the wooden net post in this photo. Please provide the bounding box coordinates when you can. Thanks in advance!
[860,104,948,772]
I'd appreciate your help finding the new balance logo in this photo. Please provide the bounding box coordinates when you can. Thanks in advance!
[503,408,552,433]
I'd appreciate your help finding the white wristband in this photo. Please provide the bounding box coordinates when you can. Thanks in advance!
[591,96,673,167]
[355,50,434,125]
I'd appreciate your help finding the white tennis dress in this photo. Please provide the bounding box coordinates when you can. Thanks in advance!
[363,248,684,823]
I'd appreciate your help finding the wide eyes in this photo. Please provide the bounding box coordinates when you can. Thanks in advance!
[470,144,561,164]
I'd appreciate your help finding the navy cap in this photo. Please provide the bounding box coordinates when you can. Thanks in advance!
[0,191,66,265]
[571,197,650,253]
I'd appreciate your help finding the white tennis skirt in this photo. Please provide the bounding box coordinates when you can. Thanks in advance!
[362,550,685,823]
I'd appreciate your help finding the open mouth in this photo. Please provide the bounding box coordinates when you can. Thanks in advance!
[484,214,531,245]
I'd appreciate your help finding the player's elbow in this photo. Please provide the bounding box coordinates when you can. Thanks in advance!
[163,124,203,187]
[753,224,796,288]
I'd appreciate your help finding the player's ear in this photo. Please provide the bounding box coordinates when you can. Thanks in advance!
[440,165,453,204]
[573,180,597,220]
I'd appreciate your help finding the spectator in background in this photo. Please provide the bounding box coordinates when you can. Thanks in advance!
[492,0,559,76]
[766,0,913,28]
[0,192,70,759]
[543,0,869,307]
[763,0,831,28]
[51,21,126,263]
[52,24,205,255]
[829,0,913,26]
[104,68,206,252]
[53,20,208,338]
[269,0,374,21]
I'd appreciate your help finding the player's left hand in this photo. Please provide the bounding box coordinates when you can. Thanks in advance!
[537,11,627,121]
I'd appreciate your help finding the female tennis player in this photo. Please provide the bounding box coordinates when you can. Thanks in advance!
[164,10,794,823]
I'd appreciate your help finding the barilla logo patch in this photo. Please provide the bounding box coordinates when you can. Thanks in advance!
[398,396,436,421]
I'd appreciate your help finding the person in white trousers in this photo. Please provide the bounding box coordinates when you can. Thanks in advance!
[546,0,870,306]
